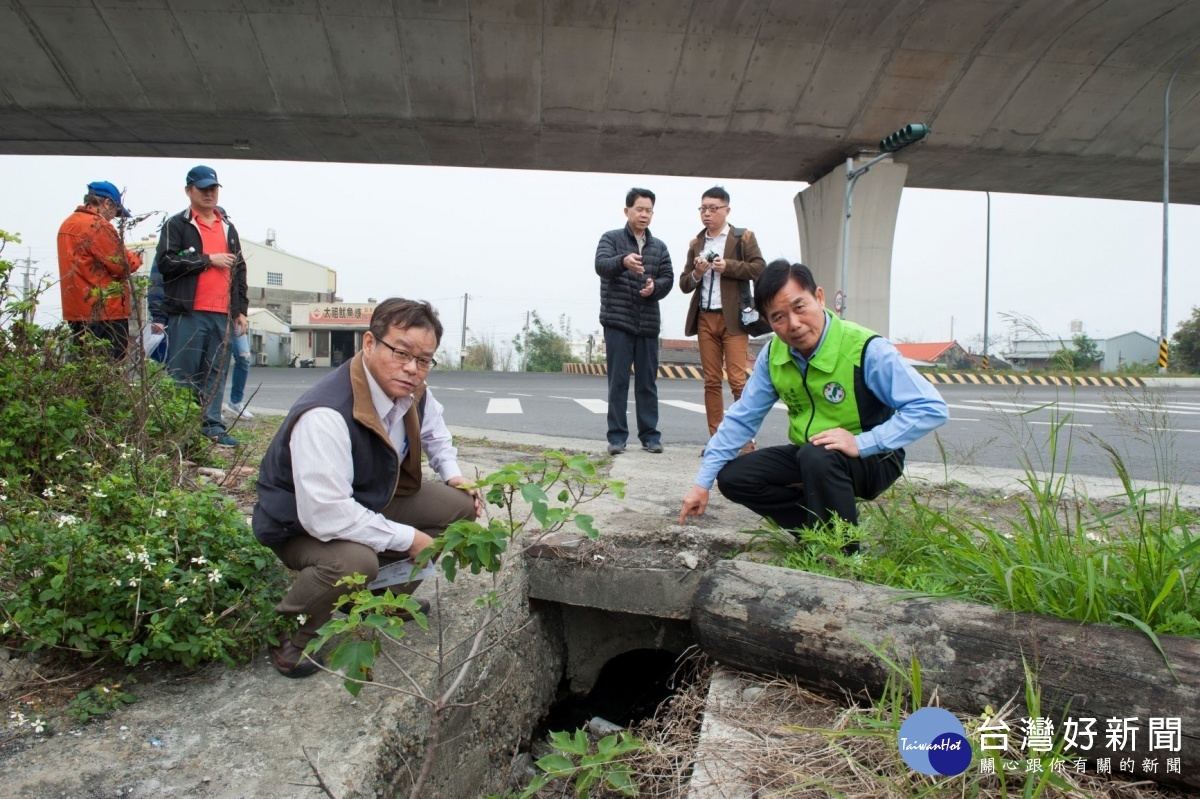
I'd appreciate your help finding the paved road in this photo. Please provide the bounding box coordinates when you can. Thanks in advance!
[239,368,1200,486]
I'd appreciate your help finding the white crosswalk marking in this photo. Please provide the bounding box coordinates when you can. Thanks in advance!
[486,398,522,414]
[661,400,707,413]
[573,398,609,414]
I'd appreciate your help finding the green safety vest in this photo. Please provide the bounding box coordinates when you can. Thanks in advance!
[767,311,893,445]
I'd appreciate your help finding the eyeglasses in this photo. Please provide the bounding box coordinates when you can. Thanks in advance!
[375,338,437,371]
[698,205,728,213]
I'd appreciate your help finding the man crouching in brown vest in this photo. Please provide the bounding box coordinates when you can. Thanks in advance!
[252,298,480,678]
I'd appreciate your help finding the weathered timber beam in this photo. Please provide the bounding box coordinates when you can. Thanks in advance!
[691,560,1200,791]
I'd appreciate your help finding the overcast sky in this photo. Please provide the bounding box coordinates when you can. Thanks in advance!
[4,153,1199,360]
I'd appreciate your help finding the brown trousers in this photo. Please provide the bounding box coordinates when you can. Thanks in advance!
[271,481,475,647]
[697,311,749,436]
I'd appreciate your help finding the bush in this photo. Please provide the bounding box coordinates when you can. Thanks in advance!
[0,236,288,667]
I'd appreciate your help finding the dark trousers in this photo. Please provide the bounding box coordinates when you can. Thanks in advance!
[69,319,129,360]
[167,311,231,437]
[716,443,904,530]
[270,482,476,648]
[603,326,660,446]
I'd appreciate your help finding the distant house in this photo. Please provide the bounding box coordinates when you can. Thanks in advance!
[893,341,977,370]
[1101,331,1157,372]
[1003,332,1157,372]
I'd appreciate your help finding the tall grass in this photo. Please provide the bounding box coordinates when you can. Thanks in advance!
[751,397,1200,642]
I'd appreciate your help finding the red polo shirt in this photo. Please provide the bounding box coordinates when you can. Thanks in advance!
[192,212,231,314]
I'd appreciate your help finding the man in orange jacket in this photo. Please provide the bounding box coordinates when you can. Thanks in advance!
[56,181,143,359]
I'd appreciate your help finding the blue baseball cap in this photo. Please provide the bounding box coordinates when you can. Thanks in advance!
[87,181,131,217]
[186,165,221,189]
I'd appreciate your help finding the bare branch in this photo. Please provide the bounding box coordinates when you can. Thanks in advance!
[298,747,337,798]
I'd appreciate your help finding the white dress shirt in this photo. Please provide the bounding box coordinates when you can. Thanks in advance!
[289,366,462,553]
[699,225,729,311]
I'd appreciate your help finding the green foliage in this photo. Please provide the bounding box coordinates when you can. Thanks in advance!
[1170,305,1200,373]
[1050,333,1101,372]
[311,451,621,697]
[65,682,138,724]
[416,451,622,582]
[0,247,288,668]
[514,311,579,372]
[489,729,645,799]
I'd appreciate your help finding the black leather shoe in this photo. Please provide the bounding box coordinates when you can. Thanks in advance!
[269,639,321,679]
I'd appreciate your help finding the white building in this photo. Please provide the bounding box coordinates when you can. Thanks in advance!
[247,308,291,367]
[289,301,378,368]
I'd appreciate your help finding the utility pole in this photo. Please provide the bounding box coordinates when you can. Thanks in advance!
[20,250,37,324]
[523,311,530,371]
[983,191,991,369]
[459,292,468,370]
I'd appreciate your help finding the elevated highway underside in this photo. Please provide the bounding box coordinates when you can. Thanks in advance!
[4,0,1200,203]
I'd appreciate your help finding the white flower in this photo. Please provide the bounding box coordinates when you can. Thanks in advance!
[1,620,10,634]
[0,477,7,486]
[175,596,188,606]
[1,494,7,502]
[55,514,78,528]
[92,491,107,498]
[125,550,135,563]
[128,578,140,588]
[190,556,207,565]
[32,717,45,733]
[154,509,167,518]
[55,449,74,461]
[207,569,222,584]
[110,578,121,587]
[296,614,308,625]
[162,579,172,588]
[41,487,55,498]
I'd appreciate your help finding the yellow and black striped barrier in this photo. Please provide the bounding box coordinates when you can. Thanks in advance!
[563,363,706,379]
[562,363,1146,387]
[922,373,1145,387]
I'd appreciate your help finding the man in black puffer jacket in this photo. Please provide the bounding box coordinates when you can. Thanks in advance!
[594,188,673,455]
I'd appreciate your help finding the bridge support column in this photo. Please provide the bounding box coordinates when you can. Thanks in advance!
[793,157,908,337]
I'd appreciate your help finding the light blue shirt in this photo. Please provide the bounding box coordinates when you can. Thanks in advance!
[694,326,949,489]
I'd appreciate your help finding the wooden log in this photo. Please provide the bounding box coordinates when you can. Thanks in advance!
[691,560,1200,791]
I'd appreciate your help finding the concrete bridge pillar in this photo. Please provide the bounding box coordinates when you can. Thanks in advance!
[793,157,908,337]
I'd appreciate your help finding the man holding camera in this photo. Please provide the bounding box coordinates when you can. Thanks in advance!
[680,187,766,444]
[595,188,674,455]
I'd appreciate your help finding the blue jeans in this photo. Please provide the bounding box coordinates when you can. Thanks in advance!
[603,326,660,446]
[167,312,231,438]
[228,331,250,405]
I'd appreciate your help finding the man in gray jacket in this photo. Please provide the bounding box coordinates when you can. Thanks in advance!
[594,188,673,455]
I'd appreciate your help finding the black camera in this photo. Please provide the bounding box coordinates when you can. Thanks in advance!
[704,250,718,263]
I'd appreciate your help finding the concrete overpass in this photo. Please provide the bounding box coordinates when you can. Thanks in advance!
[5,0,1200,332]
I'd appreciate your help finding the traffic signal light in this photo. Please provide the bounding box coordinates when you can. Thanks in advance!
[879,123,930,152]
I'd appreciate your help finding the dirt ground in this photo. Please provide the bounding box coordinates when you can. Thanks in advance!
[2,422,1195,798]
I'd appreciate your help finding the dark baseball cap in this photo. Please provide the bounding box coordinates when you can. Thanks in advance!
[186,165,221,189]
[87,181,131,217]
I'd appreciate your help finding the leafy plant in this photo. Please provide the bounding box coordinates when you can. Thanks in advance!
[65,683,138,724]
[0,237,288,668]
[526,729,644,798]
[304,450,623,799]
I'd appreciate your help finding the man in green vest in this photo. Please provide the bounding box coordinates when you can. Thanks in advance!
[679,260,948,536]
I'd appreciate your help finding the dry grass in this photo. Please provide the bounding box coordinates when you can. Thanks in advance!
[599,663,1189,799]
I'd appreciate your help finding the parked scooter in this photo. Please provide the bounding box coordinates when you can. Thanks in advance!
[289,353,316,368]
